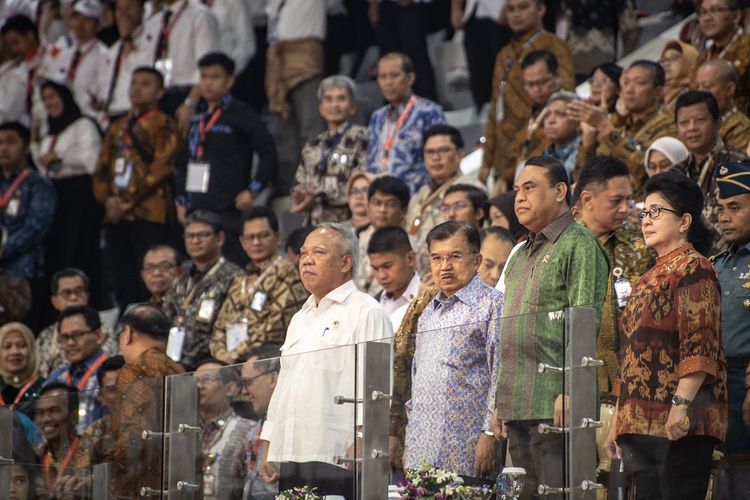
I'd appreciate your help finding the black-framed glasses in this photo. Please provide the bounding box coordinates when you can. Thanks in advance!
[638,206,680,221]
[142,262,177,273]
[239,372,271,390]
[56,286,87,299]
[58,329,97,344]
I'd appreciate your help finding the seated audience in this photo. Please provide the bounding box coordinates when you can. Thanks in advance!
[695,59,750,151]
[586,63,622,112]
[659,40,699,111]
[211,207,308,363]
[291,75,367,225]
[484,192,527,241]
[0,322,44,409]
[542,90,581,177]
[644,137,689,178]
[284,226,315,268]
[344,171,372,234]
[140,245,181,309]
[441,184,488,228]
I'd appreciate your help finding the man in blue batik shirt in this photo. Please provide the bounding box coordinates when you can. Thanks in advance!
[367,52,446,195]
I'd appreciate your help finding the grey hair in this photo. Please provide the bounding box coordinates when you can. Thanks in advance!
[317,75,357,101]
[547,90,578,105]
[316,222,360,280]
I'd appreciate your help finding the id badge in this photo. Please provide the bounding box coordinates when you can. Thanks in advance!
[154,58,173,88]
[186,161,211,193]
[226,323,249,352]
[5,198,20,217]
[113,157,133,190]
[197,298,216,322]
[614,277,632,308]
[495,82,506,122]
[166,326,186,361]
[202,472,215,496]
[324,175,338,193]
[250,291,268,312]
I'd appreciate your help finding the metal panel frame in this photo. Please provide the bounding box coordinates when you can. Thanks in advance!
[165,374,199,499]
[359,341,391,500]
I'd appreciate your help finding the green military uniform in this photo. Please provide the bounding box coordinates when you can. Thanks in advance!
[210,253,308,362]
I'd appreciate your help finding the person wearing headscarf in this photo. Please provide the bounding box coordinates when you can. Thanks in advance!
[484,191,527,242]
[31,81,103,303]
[0,322,44,414]
[660,40,700,112]
[644,137,690,177]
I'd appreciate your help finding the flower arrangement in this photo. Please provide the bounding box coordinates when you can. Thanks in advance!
[397,465,493,499]
[275,486,321,500]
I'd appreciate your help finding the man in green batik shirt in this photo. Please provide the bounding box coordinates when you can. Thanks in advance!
[493,156,609,499]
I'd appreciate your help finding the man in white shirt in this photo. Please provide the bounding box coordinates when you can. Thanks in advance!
[0,44,26,124]
[38,0,107,120]
[206,0,255,76]
[258,222,393,497]
[143,0,219,125]
[367,226,420,329]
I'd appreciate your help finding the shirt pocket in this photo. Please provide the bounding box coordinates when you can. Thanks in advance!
[310,333,349,372]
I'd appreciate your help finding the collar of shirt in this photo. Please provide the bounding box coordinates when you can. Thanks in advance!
[1,166,27,185]
[246,252,280,275]
[167,0,187,14]
[196,93,233,115]
[189,257,221,280]
[527,211,574,246]
[433,273,485,309]
[625,105,660,132]
[69,349,105,379]
[728,241,750,255]
[202,405,235,430]
[326,121,351,137]
[76,38,97,52]
[547,135,581,159]
[301,280,357,311]
[381,272,420,307]
[387,92,414,119]
[511,27,545,45]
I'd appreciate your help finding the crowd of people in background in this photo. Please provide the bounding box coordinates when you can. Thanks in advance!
[1,0,750,499]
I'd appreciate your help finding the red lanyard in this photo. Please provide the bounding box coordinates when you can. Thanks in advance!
[382,95,416,162]
[43,436,81,491]
[0,168,30,209]
[67,43,95,82]
[0,375,39,406]
[120,109,157,157]
[196,107,223,159]
[65,352,107,390]
[160,1,189,58]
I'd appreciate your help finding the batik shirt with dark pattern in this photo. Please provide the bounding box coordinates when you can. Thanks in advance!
[163,257,244,371]
[294,122,367,225]
[614,244,728,441]
[210,254,308,362]
[696,30,750,115]
[495,212,609,420]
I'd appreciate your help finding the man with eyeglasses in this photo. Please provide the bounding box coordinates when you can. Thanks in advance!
[406,125,485,277]
[163,209,242,371]
[403,221,503,481]
[493,156,608,498]
[355,175,411,295]
[140,244,181,308]
[37,269,118,379]
[442,184,488,229]
[45,305,109,433]
[695,0,750,115]
[241,345,281,500]
[193,358,256,499]
[210,207,308,364]
[672,90,747,251]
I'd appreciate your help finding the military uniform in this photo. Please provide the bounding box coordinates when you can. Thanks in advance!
[696,29,750,115]
[481,29,574,184]
[720,106,750,152]
[583,105,676,191]
[711,161,750,498]
[674,140,748,250]
[210,253,308,362]
[163,257,243,371]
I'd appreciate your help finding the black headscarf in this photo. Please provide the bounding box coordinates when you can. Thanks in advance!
[485,191,527,242]
[42,80,82,135]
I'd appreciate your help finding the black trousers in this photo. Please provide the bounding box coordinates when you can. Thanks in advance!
[506,420,565,500]
[463,14,511,110]
[279,461,354,499]
[376,1,437,102]
[618,434,717,500]
[103,220,173,311]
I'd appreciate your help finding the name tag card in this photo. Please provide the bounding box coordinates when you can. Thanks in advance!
[186,162,211,193]
[166,326,186,361]
[226,323,249,352]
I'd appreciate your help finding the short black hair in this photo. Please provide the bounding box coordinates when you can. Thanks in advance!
[198,51,235,76]
[367,226,413,255]
[675,90,720,122]
[0,14,37,39]
[591,62,623,90]
[445,184,489,211]
[0,122,31,145]
[285,226,315,254]
[521,49,558,74]
[184,209,223,233]
[480,226,515,246]
[426,220,481,254]
[37,382,79,414]
[96,355,125,387]
[120,304,171,340]
[51,268,89,295]
[368,176,410,210]
[58,305,101,332]
[573,156,630,203]
[380,52,414,74]
[523,155,571,206]
[422,124,464,149]
[628,60,665,87]
[643,171,715,256]
[132,66,164,89]
[142,244,179,266]
[243,206,279,233]
[246,344,281,373]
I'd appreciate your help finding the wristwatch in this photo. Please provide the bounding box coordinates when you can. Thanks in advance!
[671,395,692,407]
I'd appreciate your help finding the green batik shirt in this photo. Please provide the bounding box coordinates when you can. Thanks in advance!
[496,212,609,421]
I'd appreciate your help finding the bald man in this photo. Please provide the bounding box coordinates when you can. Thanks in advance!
[695,59,750,151]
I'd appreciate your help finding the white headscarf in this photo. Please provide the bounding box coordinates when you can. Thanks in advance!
[644,137,689,168]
